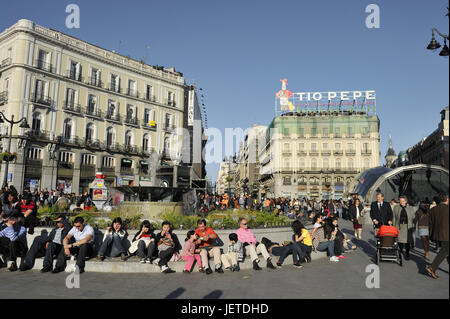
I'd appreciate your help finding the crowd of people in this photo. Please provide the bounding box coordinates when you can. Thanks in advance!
[0,184,448,280]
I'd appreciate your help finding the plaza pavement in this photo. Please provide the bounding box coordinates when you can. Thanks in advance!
[0,219,448,299]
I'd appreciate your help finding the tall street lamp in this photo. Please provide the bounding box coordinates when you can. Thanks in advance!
[0,112,30,187]
[426,7,449,56]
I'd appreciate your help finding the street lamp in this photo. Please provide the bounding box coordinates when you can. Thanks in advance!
[0,112,30,187]
[426,8,449,56]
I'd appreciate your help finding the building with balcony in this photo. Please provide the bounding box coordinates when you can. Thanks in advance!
[258,111,380,199]
[0,19,202,194]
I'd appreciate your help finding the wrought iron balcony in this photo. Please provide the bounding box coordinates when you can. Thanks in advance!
[142,122,157,130]
[144,95,157,103]
[309,151,319,156]
[108,83,121,94]
[321,150,331,156]
[85,106,103,118]
[0,58,11,69]
[85,138,104,150]
[120,167,134,175]
[123,144,140,154]
[0,91,7,105]
[105,142,122,153]
[345,150,356,156]
[124,117,140,126]
[30,93,52,106]
[57,135,84,147]
[66,69,83,82]
[35,59,53,73]
[362,149,372,155]
[333,150,343,155]
[297,151,307,156]
[105,113,122,123]
[165,99,176,107]
[27,129,52,141]
[126,88,139,98]
[87,76,102,88]
[63,100,83,114]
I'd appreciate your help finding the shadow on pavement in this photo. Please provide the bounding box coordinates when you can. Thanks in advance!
[164,287,186,299]
[203,290,223,299]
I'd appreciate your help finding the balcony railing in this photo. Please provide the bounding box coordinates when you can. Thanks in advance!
[57,135,84,147]
[163,124,177,131]
[0,58,11,69]
[123,144,140,154]
[101,166,115,174]
[321,150,331,156]
[126,88,139,98]
[35,59,53,73]
[120,167,134,175]
[108,83,121,94]
[63,100,83,114]
[144,95,157,103]
[87,76,102,88]
[27,129,53,141]
[297,151,307,156]
[165,99,176,107]
[142,122,157,130]
[345,150,356,156]
[309,151,319,156]
[30,93,52,106]
[105,142,122,153]
[333,150,343,155]
[85,139,104,150]
[0,91,8,105]
[85,107,103,118]
[124,117,140,126]
[334,134,342,138]
[362,150,372,155]
[105,113,122,123]
[66,69,83,82]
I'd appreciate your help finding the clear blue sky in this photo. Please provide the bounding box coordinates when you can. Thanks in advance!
[2,0,448,183]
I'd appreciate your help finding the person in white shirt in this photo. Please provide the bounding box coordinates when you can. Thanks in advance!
[52,216,95,274]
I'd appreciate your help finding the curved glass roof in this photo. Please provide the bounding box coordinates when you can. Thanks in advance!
[353,166,392,198]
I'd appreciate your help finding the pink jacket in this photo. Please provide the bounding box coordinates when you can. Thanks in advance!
[181,240,196,257]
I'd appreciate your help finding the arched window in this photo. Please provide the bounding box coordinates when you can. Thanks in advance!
[311,158,317,170]
[299,158,305,169]
[364,158,370,169]
[323,158,329,169]
[32,112,41,131]
[85,123,95,142]
[348,158,354,170]
[63,119,72,139]
[335,158,341,169]
[106,127,115,146]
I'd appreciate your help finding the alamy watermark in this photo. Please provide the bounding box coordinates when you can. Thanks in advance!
[66,4,80,29]
[365,264,380,288]
[65,265,81,289]
[365,4,380,29]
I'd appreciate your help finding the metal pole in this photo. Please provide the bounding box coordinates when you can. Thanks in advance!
[3,115,14,187]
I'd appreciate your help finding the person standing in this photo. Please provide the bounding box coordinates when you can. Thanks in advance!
[426,194,449,279]
[392,196,416,260]
[370,192,393,236]
[413,200,431,260]
[349,198,365,239]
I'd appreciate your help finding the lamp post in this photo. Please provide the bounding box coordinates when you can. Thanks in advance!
[0,112,30,187]
[426,8,450,56]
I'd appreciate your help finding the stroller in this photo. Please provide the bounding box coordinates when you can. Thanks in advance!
[375,225,402,266]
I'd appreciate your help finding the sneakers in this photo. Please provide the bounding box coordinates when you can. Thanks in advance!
[198,267,205,273]
[161,265,175,273]
[19,263,32,271]
[140,258,147,264]
[96,255,105,261]
[205,267,213,275]
[293,262,303,268]
[426,266,439,279]
[183,269,190,274]
[52,267,65,273]
[305,253,312,263]
[120,253,127,261]
[40,266,52,273]
[276,261,283,268]
[215,266,224,274]
[234,264,240,272]
[337,255,347,259]
[266,259,276,269]
[253,260,262,270]
[330,256,340,262]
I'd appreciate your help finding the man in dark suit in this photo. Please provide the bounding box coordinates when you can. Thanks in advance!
[370,192,393,235]
[426,194,449,279]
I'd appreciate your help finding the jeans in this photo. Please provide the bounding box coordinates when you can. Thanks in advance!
[98,234,126,257]
[136,240,156,259]
[271,245,294,264]
[23,237,47,267]
[43,242,63,269]
[158,247,174,268]
[293,242,312,260]
[0,239,28,265]
[317,241,335,257]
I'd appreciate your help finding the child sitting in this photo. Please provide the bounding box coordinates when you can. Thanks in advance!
[220,233,244,272]
[181,230,203,273]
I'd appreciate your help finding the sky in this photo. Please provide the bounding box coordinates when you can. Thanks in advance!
[1,0,448,183]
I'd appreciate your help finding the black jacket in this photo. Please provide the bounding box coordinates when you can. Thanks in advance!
[155,231,182,253]
[46,219,71,245]
[370,201,393,228]
[349,203,365,221]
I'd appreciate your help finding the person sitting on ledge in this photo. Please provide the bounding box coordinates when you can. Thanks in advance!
[0,216,27,272]
[154,221,181,274]
[236,218,276,270]
[260,237,300,268]
[96,217,128,261]
[52,216,95,274]
[181,230,203,273]
[291,220,313,264]
[312,223,339,263]
[128,220,156,263]
[195,219,224,275]
[220,233,243,272]
[21,215,70,272]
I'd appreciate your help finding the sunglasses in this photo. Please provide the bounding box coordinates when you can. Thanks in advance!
[241,223,247,226]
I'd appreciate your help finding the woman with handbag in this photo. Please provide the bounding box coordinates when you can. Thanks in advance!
[349,198,365,239]
[413,200,431,259]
